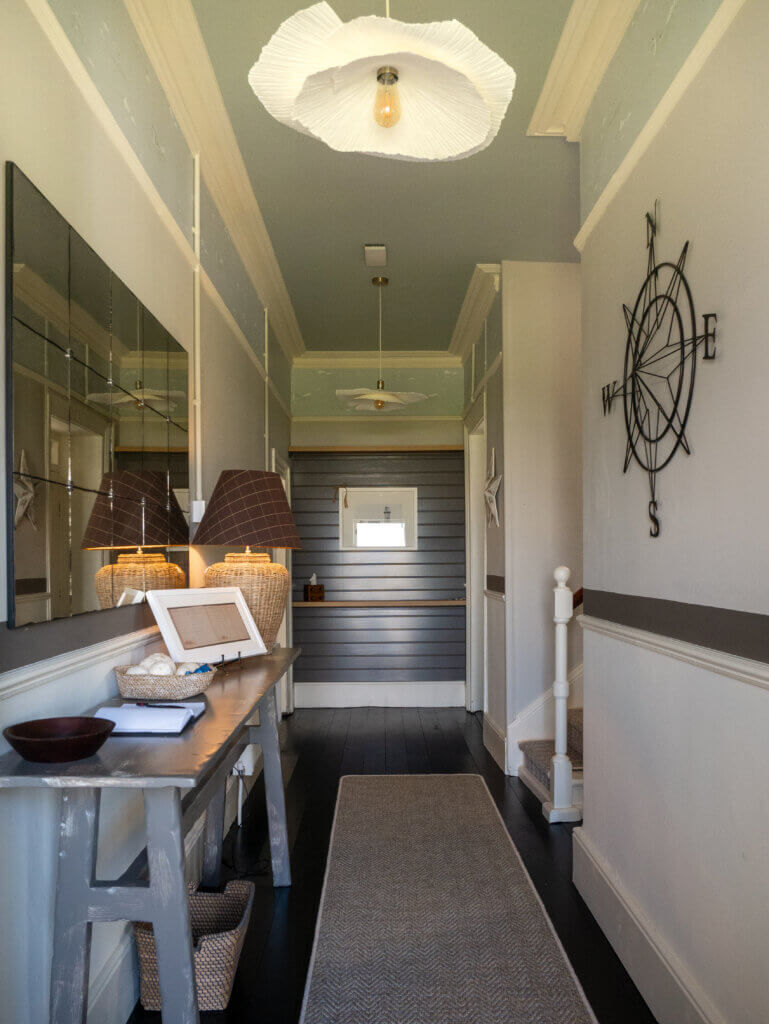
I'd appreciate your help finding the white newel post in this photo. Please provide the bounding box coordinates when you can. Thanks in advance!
[543,566,581,823]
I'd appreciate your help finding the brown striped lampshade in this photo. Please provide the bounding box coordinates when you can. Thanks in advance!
[81,470,189,550]
[81,471,189,609]
[193,470,301,651]
[192,470,301,549]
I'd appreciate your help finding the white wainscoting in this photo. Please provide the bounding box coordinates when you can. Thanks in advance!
[482,713,506,772]
[294,681,466,708]
[573,828,725,1024]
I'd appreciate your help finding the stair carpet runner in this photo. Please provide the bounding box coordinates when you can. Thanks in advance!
[518,707,583,793]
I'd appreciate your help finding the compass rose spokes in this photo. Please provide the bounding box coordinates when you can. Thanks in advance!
[601,207,718,537]
[622,257,697,476]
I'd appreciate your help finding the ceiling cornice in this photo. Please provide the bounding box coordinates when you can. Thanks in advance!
[449,264,500,361]
[294,350,462,370]
[123,0,305,358]
[527,0,641,142]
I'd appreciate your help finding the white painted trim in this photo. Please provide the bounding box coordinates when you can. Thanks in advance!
[294,681,465,708]
[293,351,462,370]
[506,663,583,774]
[290,415,464,423]
[0,626,159,702]
[528,0,640,141]
[482,713,506,771]
[449,264,500,359]
[123,0,304,358]
[575,0,749,252]
[24,0,196,271]
[580,614,769,693]
[517,763,551,804]
[573,828,726,1024]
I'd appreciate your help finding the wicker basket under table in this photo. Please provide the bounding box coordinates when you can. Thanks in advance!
[134,881,255,1012]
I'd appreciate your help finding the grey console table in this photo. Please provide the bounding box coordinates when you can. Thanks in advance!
[0,646,300,1024]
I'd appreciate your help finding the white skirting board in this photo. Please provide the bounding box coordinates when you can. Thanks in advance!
[572,828,726,1024]
[294,681,465,708]
[482,714,506,772]
[506,664,583,775]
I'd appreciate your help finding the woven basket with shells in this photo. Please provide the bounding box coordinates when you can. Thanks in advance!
[115,652,216,700]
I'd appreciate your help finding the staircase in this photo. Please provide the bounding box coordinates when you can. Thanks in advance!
[518,707,583,813]
[516,567,583,823]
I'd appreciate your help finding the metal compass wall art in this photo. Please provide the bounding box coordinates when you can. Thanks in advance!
[601,206,717,537]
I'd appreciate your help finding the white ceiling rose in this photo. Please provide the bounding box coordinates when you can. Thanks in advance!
[248,3,516,162]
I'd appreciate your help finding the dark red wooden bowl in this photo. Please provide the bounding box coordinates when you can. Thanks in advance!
[3,716,115,763]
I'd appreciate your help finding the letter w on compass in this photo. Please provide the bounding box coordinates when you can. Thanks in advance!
[601,209,717,536]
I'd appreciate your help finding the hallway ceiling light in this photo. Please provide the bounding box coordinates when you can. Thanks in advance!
[336,276,427,411]
[248,2,516,162]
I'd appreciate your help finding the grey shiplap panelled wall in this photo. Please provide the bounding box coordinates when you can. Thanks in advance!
[291,452,465,683]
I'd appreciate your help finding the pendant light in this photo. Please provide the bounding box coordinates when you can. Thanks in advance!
[248,2,516,162]
[336,277,427,412]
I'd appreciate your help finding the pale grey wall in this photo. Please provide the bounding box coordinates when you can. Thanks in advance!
[580,0,720,222]
[501,261,582,717]
[579,5,769,1021]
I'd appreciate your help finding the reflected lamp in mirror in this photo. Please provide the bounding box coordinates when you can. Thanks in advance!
[81,471,189,608]
[192,470,301,651]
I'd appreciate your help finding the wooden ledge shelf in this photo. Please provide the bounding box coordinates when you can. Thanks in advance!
[292,599,466,608]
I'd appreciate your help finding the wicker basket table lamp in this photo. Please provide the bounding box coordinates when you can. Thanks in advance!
[81,470,189,608]
[192,470,301,651]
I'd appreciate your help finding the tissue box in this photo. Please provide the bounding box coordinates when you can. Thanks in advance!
[303,584,324,602]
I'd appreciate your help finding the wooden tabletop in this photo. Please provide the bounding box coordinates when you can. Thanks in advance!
[0,647,300,790]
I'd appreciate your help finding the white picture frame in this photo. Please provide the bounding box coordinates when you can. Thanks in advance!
[338,487,418,551]
[146,587,268,663]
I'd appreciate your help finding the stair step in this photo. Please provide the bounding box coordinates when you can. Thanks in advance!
[567,707,583,757]
[518,739,583,790]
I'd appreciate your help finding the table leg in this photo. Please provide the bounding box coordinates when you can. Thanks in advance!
[144,787,199,1024]
[50,788,100,1024]
[260,686,291,886]
[201,780,226,887]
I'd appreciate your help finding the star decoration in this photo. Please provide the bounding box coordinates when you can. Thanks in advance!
[483,447,502,527]
[13,449,40,531]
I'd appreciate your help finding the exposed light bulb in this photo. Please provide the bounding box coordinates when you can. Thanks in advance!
[375,399,386,410]
[374,66,401,128]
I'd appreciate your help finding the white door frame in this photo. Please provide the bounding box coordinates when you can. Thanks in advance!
[464,413,487,713]
[271,447,294,715]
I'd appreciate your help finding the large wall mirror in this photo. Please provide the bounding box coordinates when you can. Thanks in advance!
[5,163,189,628]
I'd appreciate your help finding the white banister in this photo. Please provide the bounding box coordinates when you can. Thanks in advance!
[542,566,581,823]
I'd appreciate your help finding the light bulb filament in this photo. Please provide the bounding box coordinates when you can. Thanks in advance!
[374,66,401,128]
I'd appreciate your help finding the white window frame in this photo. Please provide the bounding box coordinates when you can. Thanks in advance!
[338,486,418,551]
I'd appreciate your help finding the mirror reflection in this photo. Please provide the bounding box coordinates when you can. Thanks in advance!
[7,163,189,627]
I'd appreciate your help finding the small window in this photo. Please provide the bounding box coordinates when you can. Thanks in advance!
[339,487,417,550]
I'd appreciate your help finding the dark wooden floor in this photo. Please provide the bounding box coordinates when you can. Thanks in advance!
[131,707,657,1024]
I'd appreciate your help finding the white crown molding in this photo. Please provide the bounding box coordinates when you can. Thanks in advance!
[580,613,769,693]
[293,350,462,370]
[528,0,640,141]
[0,626,159,703]
[123,0,305,359]
[23,0,196,274]
[574,0,748,252]
[449,264,500,360]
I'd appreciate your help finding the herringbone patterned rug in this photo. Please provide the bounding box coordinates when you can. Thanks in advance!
[300,774,597,1023]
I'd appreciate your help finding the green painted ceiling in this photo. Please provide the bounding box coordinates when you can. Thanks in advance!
[191,0,579,351]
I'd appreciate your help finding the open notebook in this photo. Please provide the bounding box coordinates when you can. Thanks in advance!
[94,701,206,735]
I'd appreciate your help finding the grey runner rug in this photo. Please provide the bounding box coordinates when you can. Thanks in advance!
[300,774,597,1024]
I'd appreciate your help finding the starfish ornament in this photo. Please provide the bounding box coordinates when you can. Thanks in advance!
[483,447,502,527]
[13,449,40,530]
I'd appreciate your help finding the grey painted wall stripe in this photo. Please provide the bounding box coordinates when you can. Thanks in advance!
[583,590,769,665]
[291,452,465,684]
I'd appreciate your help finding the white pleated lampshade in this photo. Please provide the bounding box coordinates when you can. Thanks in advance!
[249,3,516,162]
